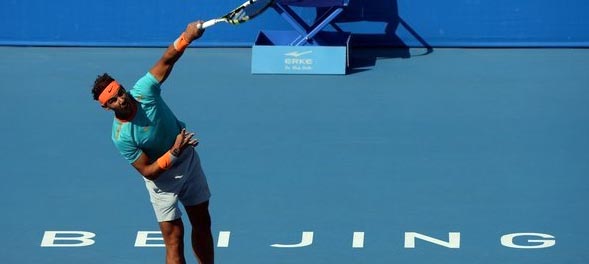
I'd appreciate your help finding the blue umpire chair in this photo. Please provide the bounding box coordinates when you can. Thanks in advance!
[272,0,351,46]
[251,0,351,74]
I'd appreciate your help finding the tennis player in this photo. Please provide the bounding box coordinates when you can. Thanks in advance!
[91,21,214,264]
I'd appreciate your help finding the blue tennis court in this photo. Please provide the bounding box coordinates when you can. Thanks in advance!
[1,46,588,263]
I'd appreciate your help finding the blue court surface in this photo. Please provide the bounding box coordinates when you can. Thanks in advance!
[1,47,589,263]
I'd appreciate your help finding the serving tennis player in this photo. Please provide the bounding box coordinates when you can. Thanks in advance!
[91,20,214,264]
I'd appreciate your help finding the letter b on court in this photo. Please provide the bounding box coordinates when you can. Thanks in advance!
[41,231,96,247]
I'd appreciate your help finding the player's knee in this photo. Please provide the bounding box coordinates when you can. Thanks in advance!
[164,234,185,253]
[160,220,185,239]
[187,203,212,227]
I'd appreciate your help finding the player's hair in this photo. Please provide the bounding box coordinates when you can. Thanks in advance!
[92,73,115,101]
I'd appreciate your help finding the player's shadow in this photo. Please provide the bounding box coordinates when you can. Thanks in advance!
[316,0,433,73]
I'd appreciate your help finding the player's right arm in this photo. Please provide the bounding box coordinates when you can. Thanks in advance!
[131,153,171,181]
[132,128,198,180]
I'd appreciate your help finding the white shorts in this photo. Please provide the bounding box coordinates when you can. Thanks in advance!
[144,149,211,222]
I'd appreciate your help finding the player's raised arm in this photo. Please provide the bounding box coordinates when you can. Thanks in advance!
[149,20,205,84]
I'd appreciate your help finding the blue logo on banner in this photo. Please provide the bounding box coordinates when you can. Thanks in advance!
[252,45,347,75]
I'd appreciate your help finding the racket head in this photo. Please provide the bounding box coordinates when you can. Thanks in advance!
[223,0,274,24]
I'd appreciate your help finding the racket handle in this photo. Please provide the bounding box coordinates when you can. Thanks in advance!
[200,19,223,29]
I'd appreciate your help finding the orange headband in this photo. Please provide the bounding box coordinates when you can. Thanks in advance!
[98,81,121,106]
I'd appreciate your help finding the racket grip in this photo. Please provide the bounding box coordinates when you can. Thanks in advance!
[200,19,220,29]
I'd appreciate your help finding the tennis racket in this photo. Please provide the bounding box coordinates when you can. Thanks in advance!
[200,0,275,29]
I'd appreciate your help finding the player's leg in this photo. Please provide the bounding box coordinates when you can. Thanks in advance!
[159,219,187,264]
[185,201,214,264]
[145,176,187,264]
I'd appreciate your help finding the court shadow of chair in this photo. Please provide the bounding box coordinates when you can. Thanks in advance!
[316,0,433,73]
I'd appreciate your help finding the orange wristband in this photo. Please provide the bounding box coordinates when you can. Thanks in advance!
[173,32,190,52]
[156,151,178,170]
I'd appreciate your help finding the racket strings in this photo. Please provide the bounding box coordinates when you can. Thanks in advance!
[225,0,274,24]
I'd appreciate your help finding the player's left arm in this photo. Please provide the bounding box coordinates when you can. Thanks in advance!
[149,21,205,84]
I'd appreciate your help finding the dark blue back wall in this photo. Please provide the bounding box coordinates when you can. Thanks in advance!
[1,0,587,47]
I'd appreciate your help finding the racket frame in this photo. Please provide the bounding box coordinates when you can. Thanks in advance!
[200,0,274,29]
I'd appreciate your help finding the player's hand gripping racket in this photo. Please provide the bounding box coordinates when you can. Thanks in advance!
[200,0,275,29]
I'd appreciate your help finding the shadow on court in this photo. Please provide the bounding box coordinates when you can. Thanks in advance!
[316,0,434,73]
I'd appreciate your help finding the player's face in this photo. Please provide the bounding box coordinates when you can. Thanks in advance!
[104,87,131,113]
